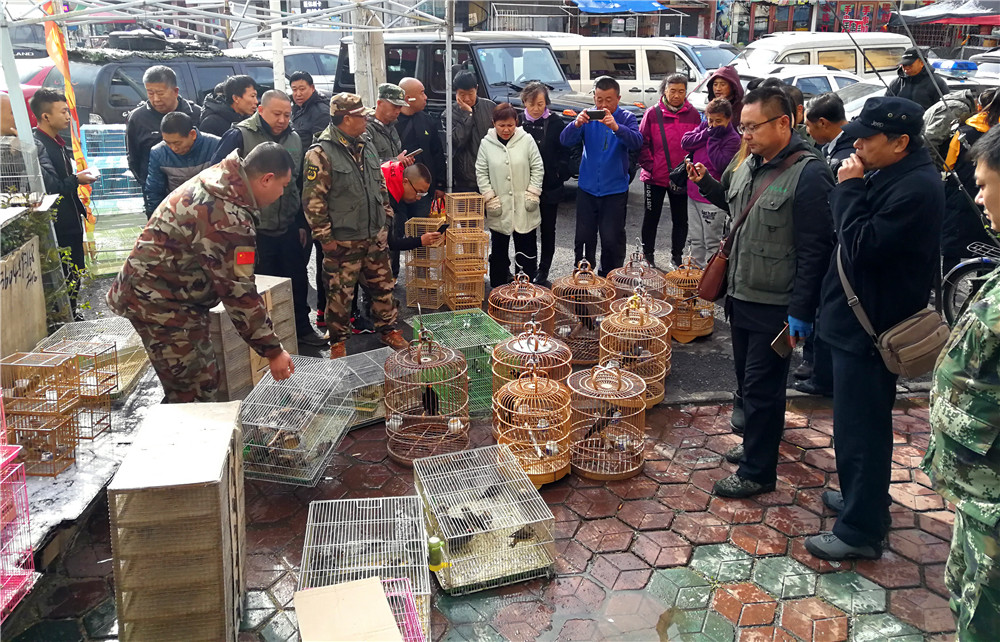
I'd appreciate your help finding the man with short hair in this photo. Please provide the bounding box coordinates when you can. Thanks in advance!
[290,70,329,148]
[367,83,413,164]
[690,86,834,499]
[200,75,258,136]
[382,161,442,251]
[213,90,327,347]
[303,93,409,358]
[805,97,943,561]
[125,65,202,188]
[887,47,950,111]
[443,70,496,193]
[106,142,296,403]
[145,111,220,217]
[805,92,856,174]
[559,75,642,276]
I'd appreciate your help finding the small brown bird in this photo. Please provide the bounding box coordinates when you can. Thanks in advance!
[509,525,533,547]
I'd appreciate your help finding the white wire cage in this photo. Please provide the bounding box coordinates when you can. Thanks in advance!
[412,444,556,595]
[333,347,394,430]
[239,356,356,486]
[79,125,144,216]
[298,496,431,640]
[0,136,44,208]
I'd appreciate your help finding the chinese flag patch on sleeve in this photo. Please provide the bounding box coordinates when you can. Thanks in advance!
[236,249,255,265]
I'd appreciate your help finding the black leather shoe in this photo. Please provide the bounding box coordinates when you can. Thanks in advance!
[724,444,744,464]
[713,473,775,498]
[730,395,745,435]
[793,361,813,380]
[793,378,833,397]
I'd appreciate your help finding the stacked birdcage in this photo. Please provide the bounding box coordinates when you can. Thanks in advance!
[405,217,447,310]
[80,125,144,216]
[493,365,572,486]
[568,364,647,481]
[607,247,668,300]
[663,257,715,343]
[599,295,671,408]
[384,327,470,466]
[412,445,556,595]
[492,321,573,394]
[298,496,431,640]
[0,397,36,623]
[35,317,149,399]
[333,347,394,429]
[488,273,556,336]
[444,193,488,310]
[1,353,80,476]
[0,135,44,208]
[413,309,512,416]
[240,356,355,486]
[40,340,117,439]
[610,287,674,325]
[551,260,617,366]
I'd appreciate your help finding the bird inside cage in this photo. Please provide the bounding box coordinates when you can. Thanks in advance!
[662,257,714,343]
[551,260,617,366]
[599,295,670,408]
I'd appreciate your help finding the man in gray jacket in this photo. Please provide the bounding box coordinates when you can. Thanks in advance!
[442,70,496,193]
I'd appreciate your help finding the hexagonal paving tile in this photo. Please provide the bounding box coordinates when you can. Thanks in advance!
[675,447,725,470]
[543,575,607,614]
[689,543,752,583]
[605,476,659,500]
[646,567,712,610]
[665,609,737,642]
[803,448,838,473]
[752,556,818,599]
[887,529,950,565]
[855,552,922,589]
[738,626,799,642]
[888,588,956,634]
[816,572,887,615]
[646,460,694,485]
[730,524,789,556]
[888,482,945,512]
[917,510,954,541]
[575,518,635,553]
[850,613,924,642]
[553,540,592,574]
[765,506,822,537]
[493,598,555,641]
[673,512,731,545]
[657,484,712,512]
[708,497,765,525]
[788,537,850,574]
[631,530,693,568]
[782,428,832,450]
[565,488,624,520]
[778,597,847,642]
[589,552,652,591]
[712,582,778,627]
[617,499,675,531]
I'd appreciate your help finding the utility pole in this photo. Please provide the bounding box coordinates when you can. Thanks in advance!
[445,0,453,191]
[351,0,385,108]
[271,0,286,91]
[0,2,45,196]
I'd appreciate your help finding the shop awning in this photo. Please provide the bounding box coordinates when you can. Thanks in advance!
[571,0,667,14]
[890,0,997,26]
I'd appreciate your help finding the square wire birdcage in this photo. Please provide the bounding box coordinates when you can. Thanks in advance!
[0,135,44,207]
[412,310,512,416]
[412,444,556,595]
[80,125,144,215]
[1,352,80,417]
[381,577,425,642]
[444,193,485,229]
[406,280,446,310]
[444,264,485,311]
[240,356,355,486]
[40,340,118,398]
[0,445,35,623]
[299,496,431,640]
[445,230,489,270]
[332,347,394,429]
[75,395,112,440]
[5,413,77,477]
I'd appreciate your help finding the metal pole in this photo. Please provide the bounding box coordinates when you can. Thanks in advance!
[445,0,453,192]
[270,0,286,91]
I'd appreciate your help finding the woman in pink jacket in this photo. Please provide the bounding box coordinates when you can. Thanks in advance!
[638,73,702,267]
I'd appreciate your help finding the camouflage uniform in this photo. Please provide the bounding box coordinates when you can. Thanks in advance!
[302,94,398,344]
[365,83,407,162]
[106,150,282,403]
[923,266,1000,640]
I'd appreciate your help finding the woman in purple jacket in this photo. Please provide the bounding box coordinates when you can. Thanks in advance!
[680,98,742,267]
[637,73,702,267]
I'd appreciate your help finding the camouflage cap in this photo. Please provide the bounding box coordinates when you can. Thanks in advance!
[378,83,407,107]
[329,92,374,117]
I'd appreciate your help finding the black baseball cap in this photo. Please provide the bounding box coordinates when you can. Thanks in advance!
[842,96,924,139]
[899,47,920,65]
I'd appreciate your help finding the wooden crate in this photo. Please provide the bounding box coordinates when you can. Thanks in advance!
[444,264,485,311]
[445,229,489,270]
[444,192,485,230]
[406,280,445,310]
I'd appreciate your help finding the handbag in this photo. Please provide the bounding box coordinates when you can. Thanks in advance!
[697,150,809,301]
[836,246,949,378]
[655,108,687,193]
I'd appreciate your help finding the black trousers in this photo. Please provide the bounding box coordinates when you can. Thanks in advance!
[830,345,898,548]
[731,323,791,485]
[575,189,628,277]
[801,333,834,389]
[390,194,434,277]
[537,201,559,277]
[256,226,310,332]
[490,229,537,288]
[59,233,85,315]
[642,182,687,263]
[313,240,325,315]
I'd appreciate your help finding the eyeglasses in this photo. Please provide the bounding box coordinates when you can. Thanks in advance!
[737,115,782,136]
[404,178,428,199]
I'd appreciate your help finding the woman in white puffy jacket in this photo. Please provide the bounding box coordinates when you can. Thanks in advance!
[476,102,544,288]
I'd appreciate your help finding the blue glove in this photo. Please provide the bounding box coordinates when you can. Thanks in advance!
[787,316,813,339]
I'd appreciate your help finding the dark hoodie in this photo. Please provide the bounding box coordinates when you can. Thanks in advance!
[200,94,243,137]
[886,64,949,112]
[705,66,745,127]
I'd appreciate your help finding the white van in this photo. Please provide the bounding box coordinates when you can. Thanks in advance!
[734,32,912,81]
[536,34,738,108]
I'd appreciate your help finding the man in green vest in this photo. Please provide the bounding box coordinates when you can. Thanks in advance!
[213,89,328,347]
[302,93,409,359]
[690,86,835,498]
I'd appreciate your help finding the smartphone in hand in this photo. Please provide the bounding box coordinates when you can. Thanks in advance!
[585,109,606,120]
[771,323,793,359]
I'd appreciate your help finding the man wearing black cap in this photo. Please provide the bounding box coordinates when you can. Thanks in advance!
[805,96,943,561]
[442,70,496,193]
[887,47,949,112]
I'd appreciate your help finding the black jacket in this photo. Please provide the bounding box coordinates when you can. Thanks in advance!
[521,112,569,204]
[442,97,496,192]
[824,130,857,175]
[33,128,86,241]
[886,66,950,112]
[200,95,242,137]
[291,90,330,148]
[125,97,201,186]
[398,110,446,194]
[942,124,993,261]
[818,147,943,355]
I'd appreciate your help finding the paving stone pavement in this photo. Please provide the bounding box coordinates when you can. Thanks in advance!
[3,396,957,642]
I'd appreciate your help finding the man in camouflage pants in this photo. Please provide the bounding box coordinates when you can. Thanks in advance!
[303,93,408,358]
[107,143,296,402]
[924,124,1000,641]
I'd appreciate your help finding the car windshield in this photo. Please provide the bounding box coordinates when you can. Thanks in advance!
[738,47,778,66]
[836,81,883,103]
[475,46,565,88]
[975,61,1000,77]
[691,46,738,70]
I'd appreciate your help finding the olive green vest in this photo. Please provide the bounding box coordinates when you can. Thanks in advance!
[236,113,302,234]
[314,126,385,241]
[725,152,815,305]
[365,119,402,163]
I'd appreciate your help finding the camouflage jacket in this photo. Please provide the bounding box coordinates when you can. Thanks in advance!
[106,151,282,358]
[302,124,392,244]
[365,117,402,162]
[923,265,1000,527]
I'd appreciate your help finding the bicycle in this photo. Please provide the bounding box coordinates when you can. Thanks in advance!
[942,238,1000,326]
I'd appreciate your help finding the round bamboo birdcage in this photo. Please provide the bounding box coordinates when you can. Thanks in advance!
[491,321,573,393]
[551,260,617,366]
[663,257,714,343]
[610,286,674,339]
[494,365,572,487]
[607,247,668,300]
[487,273,556,336]
[599,295,671,408]
[384,327,471,466]
[567,364,647,481]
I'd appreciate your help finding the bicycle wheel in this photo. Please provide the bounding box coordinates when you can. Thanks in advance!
[942,258,1000,326]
